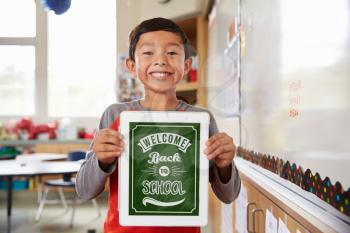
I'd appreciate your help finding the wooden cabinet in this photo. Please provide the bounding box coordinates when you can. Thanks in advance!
[231,156,350,233]
[0,139,91,154]
[175,16,208,107]
[256,190,309,233]
[244,179,261,232]
[231,177,306,233]
[286,216,309,233]
[231,172,337,233]
[34,142,90,154]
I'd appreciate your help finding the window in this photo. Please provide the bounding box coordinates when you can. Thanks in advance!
[48,0,116,117]
[0,0,36,37]
[0,46,35,115]
[0,0,36,116]
[0,0,117,120]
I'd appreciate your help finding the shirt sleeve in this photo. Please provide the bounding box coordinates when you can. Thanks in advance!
[75,106,117,200]
[207,111,241,204]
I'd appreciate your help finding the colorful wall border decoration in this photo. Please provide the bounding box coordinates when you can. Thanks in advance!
[237,147,350,217]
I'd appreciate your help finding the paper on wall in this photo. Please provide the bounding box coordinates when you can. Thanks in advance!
[221,203,233,233]
[265,209,278,233]
[235,184,248,233]
[278,218,291,233]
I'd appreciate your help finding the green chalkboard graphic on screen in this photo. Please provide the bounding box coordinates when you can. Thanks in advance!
[129,122,200,216]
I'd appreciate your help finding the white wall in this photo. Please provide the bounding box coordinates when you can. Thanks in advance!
[117,0,140,54]
[139,0,202,21]
[116,0,205,54]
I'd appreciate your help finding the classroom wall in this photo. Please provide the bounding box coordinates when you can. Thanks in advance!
[116,0,207,55]
[116,0,140,54]
[138,0,202,22]
[240,0,350,186]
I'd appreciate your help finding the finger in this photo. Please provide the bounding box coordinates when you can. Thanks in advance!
[205,137,232,155]
[98,129,124,141]
[98,134,124,146]
[99,128,122,138]
[205,133,226,146]
[206,134,235,155]
[204,139,222,155]
[206,135,233,151]
[98,151,123,160]
[207,144,233,160]
[94,143,122,153]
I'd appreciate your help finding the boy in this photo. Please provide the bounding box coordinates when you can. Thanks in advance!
[76,17,241,233]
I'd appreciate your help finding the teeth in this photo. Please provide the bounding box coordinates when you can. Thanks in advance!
[151,72,171,79]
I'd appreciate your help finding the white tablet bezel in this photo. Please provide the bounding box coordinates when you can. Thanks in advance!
[118,111,209,226]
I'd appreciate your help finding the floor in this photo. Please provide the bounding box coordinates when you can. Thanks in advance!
[0,191,107,233]
[0,191,212,233]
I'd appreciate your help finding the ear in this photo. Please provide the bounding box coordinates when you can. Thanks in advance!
[126,58,137,77]
[184,57,193,75]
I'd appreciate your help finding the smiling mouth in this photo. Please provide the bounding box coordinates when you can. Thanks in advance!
[149,72,173,80]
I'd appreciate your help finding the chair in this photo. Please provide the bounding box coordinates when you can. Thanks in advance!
[35,151,101,227]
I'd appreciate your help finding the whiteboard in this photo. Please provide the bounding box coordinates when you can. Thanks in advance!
[240,0,350,188]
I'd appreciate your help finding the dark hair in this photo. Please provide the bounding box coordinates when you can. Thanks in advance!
[128,17,190,61]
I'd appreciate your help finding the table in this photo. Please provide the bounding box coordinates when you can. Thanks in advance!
[0,156,82,233]
[15,153,68,162]
[14,153,69,203]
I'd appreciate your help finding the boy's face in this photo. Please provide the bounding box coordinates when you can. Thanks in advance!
[126,30,192,93]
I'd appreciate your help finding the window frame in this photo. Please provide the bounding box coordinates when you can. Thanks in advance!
[0,0,116,129]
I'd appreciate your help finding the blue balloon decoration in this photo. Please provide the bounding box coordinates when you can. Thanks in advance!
[42,0,71,15]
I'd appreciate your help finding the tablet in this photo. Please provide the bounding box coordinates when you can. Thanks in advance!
[119,111,209,226]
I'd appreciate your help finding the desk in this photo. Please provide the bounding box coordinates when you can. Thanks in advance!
[0,159,82,233]
[14,153,70,203]
[15,153,68,162]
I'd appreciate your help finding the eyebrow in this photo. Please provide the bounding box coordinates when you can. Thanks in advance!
[139,42,182,49]
[166,42,182,47]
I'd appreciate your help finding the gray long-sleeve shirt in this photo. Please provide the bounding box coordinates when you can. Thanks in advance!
[76,100,241,204]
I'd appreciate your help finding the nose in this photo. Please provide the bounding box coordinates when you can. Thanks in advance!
[153,53,168,66]
[155,61,166,66]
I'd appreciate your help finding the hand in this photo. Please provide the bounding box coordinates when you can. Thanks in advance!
[93,128,124,167]
[204,132,236,168]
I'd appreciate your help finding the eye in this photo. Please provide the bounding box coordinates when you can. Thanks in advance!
[142,51,153,55]
[167,51,178,56]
